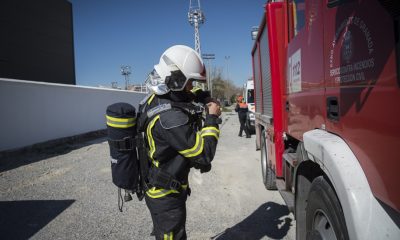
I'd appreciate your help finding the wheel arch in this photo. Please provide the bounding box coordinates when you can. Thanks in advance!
[293,152,324,240]
[300,129,400,240]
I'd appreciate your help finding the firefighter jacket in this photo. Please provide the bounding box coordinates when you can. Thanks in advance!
[140,91,220,199]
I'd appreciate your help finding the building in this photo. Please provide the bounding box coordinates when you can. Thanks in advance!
[0,0,75,85]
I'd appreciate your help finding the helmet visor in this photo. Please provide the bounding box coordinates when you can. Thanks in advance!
[166,69,188,91]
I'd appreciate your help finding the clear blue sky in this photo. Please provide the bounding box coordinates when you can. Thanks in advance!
[70,0,266,88]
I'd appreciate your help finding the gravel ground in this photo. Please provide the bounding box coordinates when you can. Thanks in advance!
[0,108,295,240]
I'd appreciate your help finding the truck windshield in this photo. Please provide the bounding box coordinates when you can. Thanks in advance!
[247,89,255,104]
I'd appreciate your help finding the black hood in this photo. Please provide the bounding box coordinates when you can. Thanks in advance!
[159,90,194,103]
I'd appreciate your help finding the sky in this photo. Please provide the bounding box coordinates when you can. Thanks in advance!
[70,0,266,88]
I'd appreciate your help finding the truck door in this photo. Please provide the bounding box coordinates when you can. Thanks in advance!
[323,0,400,213]
[286,0,326,141]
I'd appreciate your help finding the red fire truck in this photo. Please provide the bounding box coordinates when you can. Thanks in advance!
[251,0,400,239]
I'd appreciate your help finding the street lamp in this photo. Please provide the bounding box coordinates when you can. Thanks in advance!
[202,53,215,96]
[251,26,259,40]
[120,66,131,90]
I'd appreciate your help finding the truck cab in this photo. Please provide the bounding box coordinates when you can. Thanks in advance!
[252,0,400,239]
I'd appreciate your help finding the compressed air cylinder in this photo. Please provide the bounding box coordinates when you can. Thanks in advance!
[106,102,138,191]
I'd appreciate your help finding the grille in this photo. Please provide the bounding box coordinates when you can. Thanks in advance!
[253,46,262,113]
[259,26,273,117]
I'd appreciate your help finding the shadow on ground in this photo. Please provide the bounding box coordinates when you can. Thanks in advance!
[211,202,292,240]
[0,200,75,239]
[0,131,107,172]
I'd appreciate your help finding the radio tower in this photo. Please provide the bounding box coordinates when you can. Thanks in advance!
[188,0,205,55]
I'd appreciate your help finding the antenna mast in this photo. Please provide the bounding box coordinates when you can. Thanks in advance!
[188,0,205,55]
[120,65,131,90]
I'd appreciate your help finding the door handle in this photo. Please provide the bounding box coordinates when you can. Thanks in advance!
[327,96,340,121]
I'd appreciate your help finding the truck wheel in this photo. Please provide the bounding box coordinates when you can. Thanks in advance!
[306,176,349,240]
[261,130,277,190]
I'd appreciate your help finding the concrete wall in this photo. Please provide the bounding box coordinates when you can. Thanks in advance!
[0,78,146,151]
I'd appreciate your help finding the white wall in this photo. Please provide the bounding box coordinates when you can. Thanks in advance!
[0,78,147,151]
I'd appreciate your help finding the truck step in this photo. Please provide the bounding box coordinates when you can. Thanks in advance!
[283,152,297,167]
[276,179,295,212]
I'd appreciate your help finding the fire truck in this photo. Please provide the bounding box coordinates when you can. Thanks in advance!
[251,0,400,239]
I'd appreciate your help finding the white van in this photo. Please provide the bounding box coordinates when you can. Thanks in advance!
[244,78,255,133]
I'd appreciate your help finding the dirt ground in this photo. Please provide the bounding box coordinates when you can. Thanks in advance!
[0,109,295,240]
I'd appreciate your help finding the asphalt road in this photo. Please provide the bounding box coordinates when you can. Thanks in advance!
[0,109,295,240]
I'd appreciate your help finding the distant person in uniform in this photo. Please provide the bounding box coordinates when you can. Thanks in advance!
[235,96,250,138]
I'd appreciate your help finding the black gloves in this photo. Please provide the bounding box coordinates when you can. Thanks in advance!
[191,162,212,173]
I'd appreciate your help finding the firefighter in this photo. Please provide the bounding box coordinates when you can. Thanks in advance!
[235,95,250,138]
[139,45,221,240]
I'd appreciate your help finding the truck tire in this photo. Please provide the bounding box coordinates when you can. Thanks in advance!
[306,176,349,240]
[296,174,312,240]
[261,129,277,190]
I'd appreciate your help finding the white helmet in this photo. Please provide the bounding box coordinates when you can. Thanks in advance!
[146,45,206,95]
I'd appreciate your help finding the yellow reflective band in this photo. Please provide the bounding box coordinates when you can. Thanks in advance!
[106,115,135,123]
[146,185,188,199]
[201,127,220,140]
[146,115,160,167]
[202,126,220,133]
[201,132,219,140]
[147,93,155,104]
[146,188,176,198]
[178,133,204,158]
[191,87,202,93]
[164,232,173,240]
[106,115,136,128]
[107,122,136,128]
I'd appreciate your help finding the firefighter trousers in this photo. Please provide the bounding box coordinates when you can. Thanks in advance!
[145,189,188,240]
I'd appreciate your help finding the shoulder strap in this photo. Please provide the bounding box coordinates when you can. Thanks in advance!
[139,95,203,132]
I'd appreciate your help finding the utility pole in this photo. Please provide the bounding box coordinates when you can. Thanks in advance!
[202,53,215,96]
[120,65,131,90]
[188,0,206,89]
[225,56,230,80]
